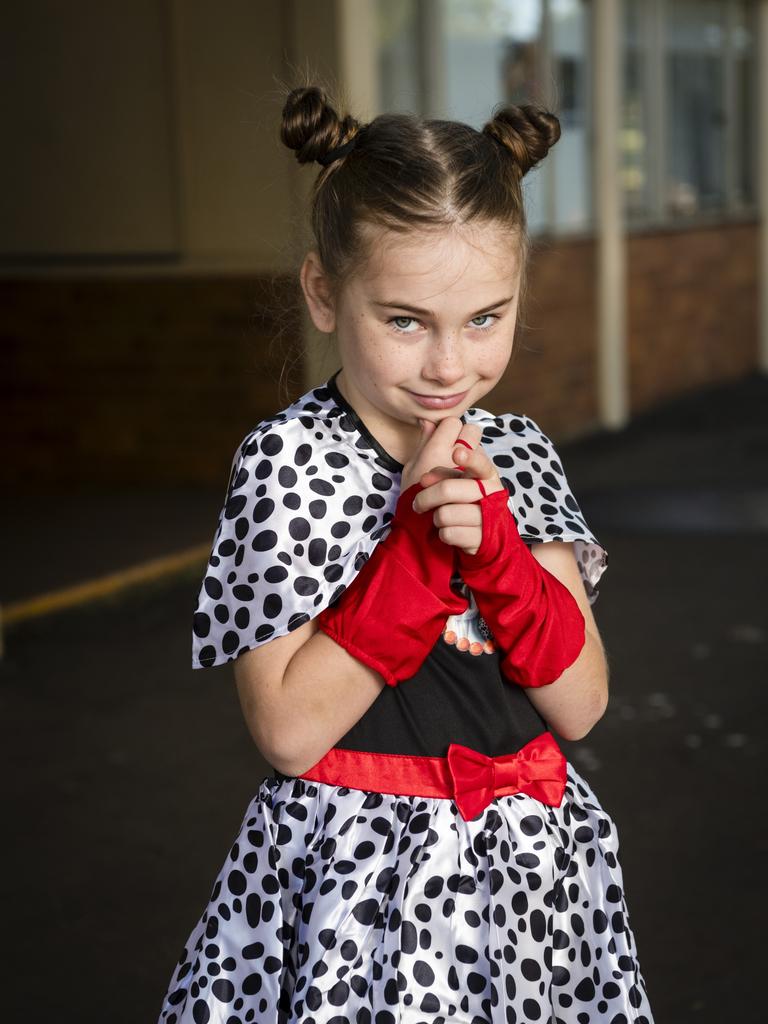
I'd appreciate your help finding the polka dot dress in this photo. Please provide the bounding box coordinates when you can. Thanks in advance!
[158,371,654,1023]
[192,370,608,671]
[157,766,653,1023]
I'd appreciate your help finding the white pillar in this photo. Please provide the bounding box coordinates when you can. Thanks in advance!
[283,0,372,391]
[337,0,379,120]
[758,0,768,373]
[418,0,446,117]
[594,0,629,428]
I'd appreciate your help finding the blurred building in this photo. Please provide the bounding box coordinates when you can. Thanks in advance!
[2,0,765,490]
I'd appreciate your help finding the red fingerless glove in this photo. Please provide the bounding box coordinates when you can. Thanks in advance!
[316,481,468,687]
[457,488,586,688]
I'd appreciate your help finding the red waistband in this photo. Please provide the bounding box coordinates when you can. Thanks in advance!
[298,731,567,822]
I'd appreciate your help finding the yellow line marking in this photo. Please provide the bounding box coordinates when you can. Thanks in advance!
[2,544,211,625]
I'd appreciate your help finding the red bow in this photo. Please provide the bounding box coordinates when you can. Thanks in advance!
[446,733,567,821]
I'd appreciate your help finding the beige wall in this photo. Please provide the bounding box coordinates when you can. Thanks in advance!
[0,0,331,274]
[171,0,295,271]
[1,1,178,257]
[1,2,761,494]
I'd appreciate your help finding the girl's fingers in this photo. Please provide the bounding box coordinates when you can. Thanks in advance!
[419,465,463,488]
[415,467,488,512]
[452,424,482,463]
[433,503,483,530]
[414,425,506,511]
[416,417,438,449]
[451,430,506,496]
[452,434,492,479]
[436,523,482,550]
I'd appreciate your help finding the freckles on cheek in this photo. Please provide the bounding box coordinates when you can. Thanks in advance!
[486,338,513,372]
[351,329,388,376]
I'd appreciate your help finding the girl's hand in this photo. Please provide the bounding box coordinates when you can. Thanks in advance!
[413,423,507,556]
[401,416,469,492]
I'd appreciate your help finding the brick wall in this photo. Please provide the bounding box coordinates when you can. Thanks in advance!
[488,219,758,441]
[1,220,759,490]
[1,275,304,491]
[626,221,758,409]
[487,233,599,438]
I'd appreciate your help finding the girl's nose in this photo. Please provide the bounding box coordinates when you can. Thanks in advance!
[424,332,465,382]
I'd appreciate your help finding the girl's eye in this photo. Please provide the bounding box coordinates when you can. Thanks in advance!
[387,313,500,334]
[469,314,499,330]
[389,316,420,333]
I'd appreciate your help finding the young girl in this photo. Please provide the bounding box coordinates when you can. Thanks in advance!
[157,87,654,1024]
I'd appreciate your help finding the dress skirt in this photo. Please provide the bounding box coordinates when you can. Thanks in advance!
[156,760,654,1024]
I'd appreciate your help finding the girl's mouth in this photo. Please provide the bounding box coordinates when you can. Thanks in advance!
[407,389,469,410]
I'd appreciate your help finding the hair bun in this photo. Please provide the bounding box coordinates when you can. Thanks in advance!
[482,105,561,177]
[280,85,362,167]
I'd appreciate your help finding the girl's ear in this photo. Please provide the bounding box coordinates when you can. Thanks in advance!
[300,250,337,333]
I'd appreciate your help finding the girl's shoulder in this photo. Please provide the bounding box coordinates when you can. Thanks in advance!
[192,377,404,671]
[223,372,404,498]
[192,384,609,670]
[463,401,562,453]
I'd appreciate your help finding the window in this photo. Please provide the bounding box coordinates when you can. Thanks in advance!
[666,0,728,216]
[733,0,758,207]
[376,0,592,236]
[622,0,758,226]
[622,0,653,221]
[377,0,759,236]
[377,0,421,115]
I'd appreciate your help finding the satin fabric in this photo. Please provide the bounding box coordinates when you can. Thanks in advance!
[157,760,655,1024]
[298,731,568,821]
[192,373,609,672]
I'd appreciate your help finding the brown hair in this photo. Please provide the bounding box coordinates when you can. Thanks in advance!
[280,84,561,334]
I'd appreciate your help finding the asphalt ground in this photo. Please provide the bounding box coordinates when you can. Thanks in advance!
[3,370,767,1023]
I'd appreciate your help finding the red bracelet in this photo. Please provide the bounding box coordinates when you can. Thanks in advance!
[454,437,488,497]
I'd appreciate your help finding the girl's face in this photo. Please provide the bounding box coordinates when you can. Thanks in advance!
[301,220,522,464]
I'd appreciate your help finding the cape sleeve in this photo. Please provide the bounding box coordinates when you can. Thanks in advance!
[191,416,397,669]
[486,412,609,607]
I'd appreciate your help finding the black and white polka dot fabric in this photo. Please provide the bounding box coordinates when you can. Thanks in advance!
[157,369,655,1023]
[192,370,608,671]
[157,767,654,1023]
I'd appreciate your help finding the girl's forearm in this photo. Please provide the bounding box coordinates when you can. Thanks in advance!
[263,613,607,775]
[523,629,609,741]
[271,630,386,776]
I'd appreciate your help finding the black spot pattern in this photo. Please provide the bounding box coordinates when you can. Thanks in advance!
[156,764,654,1022]
[192,372,608,670]
[166,371,645,1021]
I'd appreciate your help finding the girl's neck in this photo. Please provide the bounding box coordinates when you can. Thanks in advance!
[334,369,422,469]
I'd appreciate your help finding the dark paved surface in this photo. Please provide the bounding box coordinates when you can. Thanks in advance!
[3,370,767,1022]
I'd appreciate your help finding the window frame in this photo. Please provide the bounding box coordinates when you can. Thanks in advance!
[397,0,760,238]
[623,0,759,235]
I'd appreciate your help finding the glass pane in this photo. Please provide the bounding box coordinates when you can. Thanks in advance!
[443,0,544,124]
[377,0,420,113]
[622,0,651,221]
[375,0,591,235]
[442,0,591,235]
[550,0,591,231]
[440,0,549,231]
[664,0,727,218]
[733,0,757,206]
